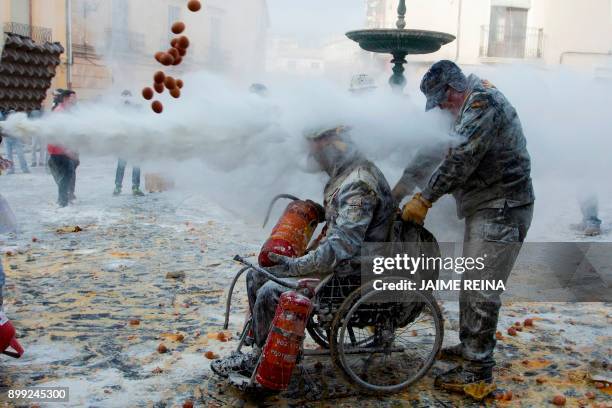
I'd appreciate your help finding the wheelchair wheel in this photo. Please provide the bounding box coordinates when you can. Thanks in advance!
[306,312,377,349]
[306,314,331,349]
[330,278,443,394]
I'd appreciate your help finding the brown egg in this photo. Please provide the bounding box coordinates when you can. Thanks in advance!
[177,36,190,49]
[154,71,165,84]
[204,351,218,359]
[164,76,176,90]
[154,52,164,63]
[168,47,180,60]
[182,401,194,408]
[524,318,534,327]
[176,79,184,89]
[171,38,179,48]
[495,331,503,340]
[172,22,186,35]
[154,82,164,94]
[157,343,168,353]
[142,87,154,100]
[160,53,174,66]
[507,327,517,336]
[178,47,187,57]
[187,0,201,12]
[129,319,141,326]
[172,56,182,66]
[552,395,566,406]
[151,101,163,114]
[170,88,181,99]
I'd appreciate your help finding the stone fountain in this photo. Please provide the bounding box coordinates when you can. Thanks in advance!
[346,0,456,93]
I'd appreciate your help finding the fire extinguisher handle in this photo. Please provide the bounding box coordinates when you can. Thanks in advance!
[233,255,299,290]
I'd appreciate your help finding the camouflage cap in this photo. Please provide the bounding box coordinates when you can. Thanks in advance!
[420,60,467,111]
[303,125,351,141]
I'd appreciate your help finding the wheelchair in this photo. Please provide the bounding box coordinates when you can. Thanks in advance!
[224,256,444,395]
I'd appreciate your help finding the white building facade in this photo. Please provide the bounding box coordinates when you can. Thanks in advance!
[368,0,612,72]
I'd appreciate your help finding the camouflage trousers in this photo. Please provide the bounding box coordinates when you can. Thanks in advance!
[246,268,295,348]
[459,203,533,369]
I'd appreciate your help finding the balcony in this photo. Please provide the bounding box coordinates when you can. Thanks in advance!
[104,29,146,56]
[3,22,53,44]
[480,25,543,59]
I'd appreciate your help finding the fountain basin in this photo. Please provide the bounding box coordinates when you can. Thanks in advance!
[346,29,455,55]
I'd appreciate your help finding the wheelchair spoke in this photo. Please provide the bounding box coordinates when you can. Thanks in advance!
[334,284,443,393]
[348,326,357,346]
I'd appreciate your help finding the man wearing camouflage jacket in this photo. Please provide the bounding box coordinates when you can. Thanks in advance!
[211,126,395,378]
[400,60,535,389]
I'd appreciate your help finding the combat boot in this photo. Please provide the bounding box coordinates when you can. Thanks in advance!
[211,348,260,378]
[434,364,493,393]
[438,343,464,361]
[132,186,145,197]
[113,186,121,196]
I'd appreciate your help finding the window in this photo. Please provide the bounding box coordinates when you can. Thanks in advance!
[10,0,30,25]
[168,6,181,32]
[209,16,221,49]
[112,0,129,29]
[168,5,181,42]
[111,0,129,53]
[487,6,528,58]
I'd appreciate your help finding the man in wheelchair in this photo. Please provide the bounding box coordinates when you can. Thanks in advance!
[211,125,396,378]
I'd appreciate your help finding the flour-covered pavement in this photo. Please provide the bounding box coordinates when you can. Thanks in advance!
[0,158,610,407]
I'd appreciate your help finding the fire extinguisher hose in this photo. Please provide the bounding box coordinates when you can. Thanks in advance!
[262,194,301,228]
[233,255,299,290]
[223,266,250,330]
[224,256,300,330]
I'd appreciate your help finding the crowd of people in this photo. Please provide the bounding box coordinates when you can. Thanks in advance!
[0,89,147,207]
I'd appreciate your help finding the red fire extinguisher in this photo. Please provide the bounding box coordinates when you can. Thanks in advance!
[0,311,24,358]
[259,194,325,267]
[255,278,319,391]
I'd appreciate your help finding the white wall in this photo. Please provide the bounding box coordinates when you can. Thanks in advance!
[10,0,30,25]
[528,0,612,66]
[376,0,611,67]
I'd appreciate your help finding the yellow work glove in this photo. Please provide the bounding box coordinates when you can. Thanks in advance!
[401,193,432,225]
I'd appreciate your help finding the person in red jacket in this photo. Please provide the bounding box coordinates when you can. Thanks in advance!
[47,89,79,207]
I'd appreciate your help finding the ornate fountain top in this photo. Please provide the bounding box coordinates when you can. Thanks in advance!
[396,0,407,29]
[345,0,456,92]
